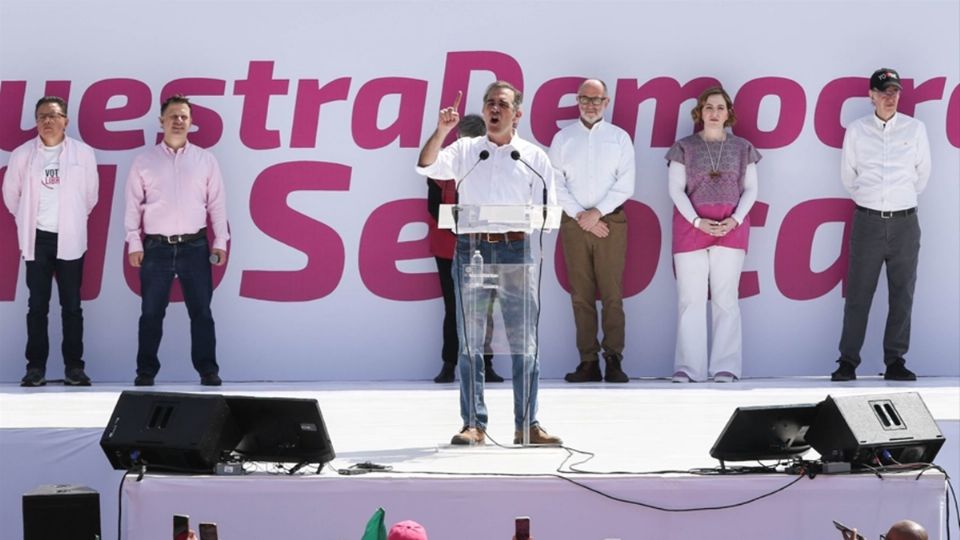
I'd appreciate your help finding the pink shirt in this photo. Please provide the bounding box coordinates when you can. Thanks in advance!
[2,136,99,261]
[124,142,229,253]
[665,134,761,254]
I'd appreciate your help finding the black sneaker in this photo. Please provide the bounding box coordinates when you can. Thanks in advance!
[20,369,46,387]
[433,363,456,383]
[134,375,155,386]
[564,361,602,383]
[64,367,92,386]
[831,361,857,382]
[884,363,917,381]
[200,373,222,386]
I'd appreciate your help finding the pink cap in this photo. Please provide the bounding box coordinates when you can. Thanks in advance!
[387,520,428,540]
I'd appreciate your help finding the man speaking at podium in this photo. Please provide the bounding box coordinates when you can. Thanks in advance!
[416,81,562,446]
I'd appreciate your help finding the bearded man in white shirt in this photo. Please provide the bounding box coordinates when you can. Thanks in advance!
[548,79,635,383]
[831,68,931,382]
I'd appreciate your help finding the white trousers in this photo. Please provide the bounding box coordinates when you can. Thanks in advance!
[673,246,745,381]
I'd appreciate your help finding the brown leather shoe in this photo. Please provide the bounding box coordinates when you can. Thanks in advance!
[564,361,602,383]
[514,425,562,446]
[451,426,485,445]
[603,356,629,383]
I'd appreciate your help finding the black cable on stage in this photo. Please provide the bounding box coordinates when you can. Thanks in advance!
[116,469,130,540]
[357,457,811,513]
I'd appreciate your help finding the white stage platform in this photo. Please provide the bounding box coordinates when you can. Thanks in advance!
[1,377,958,540]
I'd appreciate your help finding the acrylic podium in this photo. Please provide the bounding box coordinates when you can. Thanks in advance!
[439,203,561,446]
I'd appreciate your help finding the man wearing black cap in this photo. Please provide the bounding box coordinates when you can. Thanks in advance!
[831,68,931,382]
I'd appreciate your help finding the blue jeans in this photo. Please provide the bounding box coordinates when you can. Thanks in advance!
[24,230,85,372]
[453,235,539,431]
[136,236,219,377]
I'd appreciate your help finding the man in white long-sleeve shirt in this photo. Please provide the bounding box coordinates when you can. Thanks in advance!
[416,81,562,446]
[549,79,635,383]
[832,68,931,382]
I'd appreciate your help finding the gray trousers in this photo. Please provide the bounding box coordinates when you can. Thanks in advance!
[839,209,921,367]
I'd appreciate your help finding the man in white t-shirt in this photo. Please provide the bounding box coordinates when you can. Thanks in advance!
[3,96,100,386]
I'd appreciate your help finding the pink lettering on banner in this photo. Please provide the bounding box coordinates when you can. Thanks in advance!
[733,77,806,149]
[612,77,720,148]
[352,77,427,149]
[290,78,351,148]
[948,83,960,148]
[78,78,152,150]
[897,77,946,117]
[359,199,436,300]
[774,198,854,301]
[530,77,583,146]
[814,77,864,149]
[439,51,524,145]
[737,202,769,299]
[239,161,350,301]
[554,200,661,299]
[80,165,117,300]
[122,223,230,299]
[234,61,290,150]
[0,80,72,151]
[157,78,228,148]
[0,166,18,300]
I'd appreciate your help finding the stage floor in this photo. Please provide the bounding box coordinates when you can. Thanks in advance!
[2,377,958,539]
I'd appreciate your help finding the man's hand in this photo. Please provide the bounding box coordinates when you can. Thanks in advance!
[576,208,602,231]
[128,251,144,267]
[438,91,462,135]
[211,248,227,266]
[589,220,610,238]
[418,92,463,168]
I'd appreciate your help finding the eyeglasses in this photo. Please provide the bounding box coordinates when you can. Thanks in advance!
[36,112,66,121]
[577,95,608,106]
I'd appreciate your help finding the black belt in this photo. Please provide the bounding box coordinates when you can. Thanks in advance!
[856,206,917,219]
[469,231,526,243]
[145,228,207,244]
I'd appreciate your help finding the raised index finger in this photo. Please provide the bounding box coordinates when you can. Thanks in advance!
[452,91,462,110]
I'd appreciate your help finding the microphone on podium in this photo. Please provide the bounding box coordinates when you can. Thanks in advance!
[510,150,549,221]
[453,150,490,227]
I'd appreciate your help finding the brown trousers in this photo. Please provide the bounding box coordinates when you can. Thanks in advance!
[559,210,628,364]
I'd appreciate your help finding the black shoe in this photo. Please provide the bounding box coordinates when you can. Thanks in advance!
[484,359,504,383]
[64,367,92,386]
[564,361,602,383]
[433,363,456,383]
[200,373,223,386]
[831,361,856,382]
[20,369,46,387]
[603,356,629,383]
[884,363,917,381]
[134,375,155,387]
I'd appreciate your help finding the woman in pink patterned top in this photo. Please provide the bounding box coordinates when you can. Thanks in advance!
[665,87,761,383]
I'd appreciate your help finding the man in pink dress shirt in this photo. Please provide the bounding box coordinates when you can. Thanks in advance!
[124,95,229,386]
[3,96,99,387]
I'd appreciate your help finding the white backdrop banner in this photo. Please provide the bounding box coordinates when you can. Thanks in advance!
[1,0,958,382]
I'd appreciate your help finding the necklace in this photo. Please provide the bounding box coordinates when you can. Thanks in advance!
[703,136,725,179]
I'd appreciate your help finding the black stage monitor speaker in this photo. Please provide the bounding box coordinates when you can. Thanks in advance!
[225,395,336,465]
[806,392,945,466]
[100,391,239,472]
[710,403,819,462]
[23,484,100,540]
